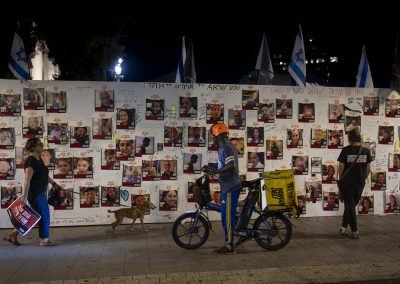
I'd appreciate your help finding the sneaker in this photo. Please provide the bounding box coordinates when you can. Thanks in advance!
[214,245,236,254]
[339,226,347,236]
[349,231,360,239]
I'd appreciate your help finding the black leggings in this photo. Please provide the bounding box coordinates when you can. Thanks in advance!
[341,183,364,232]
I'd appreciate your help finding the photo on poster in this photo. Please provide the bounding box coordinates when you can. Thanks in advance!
[146,99,164,120]
[101,186,120,207]
[0,94,21,116]
[327,130,344,149]
[297,194,306,214]
[188,126,206,147]
[47,122,68,144]
[183,153,202,174]
[388,153,400,172]
[363,96,379,116]
[275,99,292,119]
[101,148,120,170]
[116,108,135,129]
[1,185,21,208]
[116,139,135,161]
[187,181,196,202]
[73,157,93,178]
[298,103,315,122]
[258,103,274,123]
[322,163,338,184]
[206,103,224,124]
[132,194,152,215]
[230,137,244,158]
[247,152,265,172]
[0,128,15,149]
[385,98,400,118]
[247,127,264,147]
[135,136,155,156]
[385,192,399,213]
[159,189,178,211]
[157,143,163,152]
[179,96,197,118]
[164,126,183,147]
[211,189,221,205]
[0,158,14,180]
[310,128,327,148]
[363,140,376,161]
[328,104,345,123]
[46,91,67,113]
[371,171,386,190]
[80,186,99,208]
[292,155,308,175]
[242,90,259,110]
[208,132,218,151]
[266,139,283,160]
[95,90,114,112]
[92,118,112,140]
[53,157,73,179]
[142,160,161,180]
[160,160,177,180]
[287,128,303,148]
[323,191,339,211]
[358,196,374,214]
[15,147,28,169]
[305,180,322,202]
[22,116,43,138]
[311,157,322,173]
[70,126,90,148]
[228,109,245,129]
[41,149,56,170]
[23,88,44,110]
[208,161,219,183]
[378,125,394,145]
[122,165,142,186]
[345,114,361,133]
[53,184,73,210]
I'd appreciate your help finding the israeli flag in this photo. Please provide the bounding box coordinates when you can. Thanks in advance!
[288,25,306,87]
[175,36,186,83]
[9,22,31,80]
[356,46,374,88]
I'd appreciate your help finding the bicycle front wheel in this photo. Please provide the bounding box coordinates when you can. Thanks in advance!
[172,212,210,250]
[253,212,292,251]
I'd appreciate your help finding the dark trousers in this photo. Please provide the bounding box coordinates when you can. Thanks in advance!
[341,183,364,232]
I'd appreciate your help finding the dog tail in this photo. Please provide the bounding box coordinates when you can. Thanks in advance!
[107,210,115,214]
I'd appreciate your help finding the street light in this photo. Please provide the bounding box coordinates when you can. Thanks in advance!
[114,58,124,82]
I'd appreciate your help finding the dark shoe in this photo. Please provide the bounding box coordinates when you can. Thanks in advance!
[214,245,236,254]
[235,237,248,248]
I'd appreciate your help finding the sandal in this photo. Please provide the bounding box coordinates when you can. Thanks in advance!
[3,237,21,246]
[40,240,57,246]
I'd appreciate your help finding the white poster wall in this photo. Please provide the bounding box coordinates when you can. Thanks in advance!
[0,79,399,227]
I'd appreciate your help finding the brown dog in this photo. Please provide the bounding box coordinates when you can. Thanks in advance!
[108,195,156,231]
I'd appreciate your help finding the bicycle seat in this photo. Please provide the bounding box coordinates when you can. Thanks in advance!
[241,178,262,188]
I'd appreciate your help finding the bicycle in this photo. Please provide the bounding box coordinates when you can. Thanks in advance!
[172,167,298,251]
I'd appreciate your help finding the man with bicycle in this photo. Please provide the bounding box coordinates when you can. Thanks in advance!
[210,123,242,254]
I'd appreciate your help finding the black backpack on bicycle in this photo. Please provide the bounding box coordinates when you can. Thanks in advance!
[194,175,211,208]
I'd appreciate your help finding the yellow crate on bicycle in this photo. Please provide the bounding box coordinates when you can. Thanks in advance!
[262,169,298,216]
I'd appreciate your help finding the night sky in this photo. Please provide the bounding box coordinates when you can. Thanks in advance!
[0,14,397,87]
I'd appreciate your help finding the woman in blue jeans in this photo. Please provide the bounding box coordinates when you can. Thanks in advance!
[4,138,58,246]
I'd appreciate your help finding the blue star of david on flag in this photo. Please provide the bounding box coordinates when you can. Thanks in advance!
[8,22,31,80]
[288,25,306,87]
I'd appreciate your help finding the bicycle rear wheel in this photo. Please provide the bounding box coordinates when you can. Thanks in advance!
[172,212,210,249]
[253,212,292,251]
